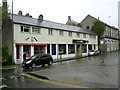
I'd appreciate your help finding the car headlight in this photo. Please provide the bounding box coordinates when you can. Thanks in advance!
[26,60,32,64]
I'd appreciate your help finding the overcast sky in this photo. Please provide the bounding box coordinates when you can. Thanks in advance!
[6,0,119,27]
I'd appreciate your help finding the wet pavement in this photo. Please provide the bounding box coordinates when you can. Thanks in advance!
[1,51,119,88]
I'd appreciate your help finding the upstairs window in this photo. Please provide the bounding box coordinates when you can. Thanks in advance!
[76,32,80,37]
[48,29,53,35]
[59,30,64,36]
[32,27,41,34]
[89,34,92,38]
[68,31,72,37]
[20,25,30,33]
[83,33,86,38]
[86,26,90,30]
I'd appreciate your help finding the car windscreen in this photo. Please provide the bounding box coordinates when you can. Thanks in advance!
[30,55,38,60]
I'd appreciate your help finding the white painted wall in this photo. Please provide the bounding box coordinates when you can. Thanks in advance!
[14,24,98,45]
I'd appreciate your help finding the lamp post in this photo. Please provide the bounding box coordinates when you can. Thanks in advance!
[12,0,15,64]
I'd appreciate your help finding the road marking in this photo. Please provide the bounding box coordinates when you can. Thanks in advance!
[20,73,88,88]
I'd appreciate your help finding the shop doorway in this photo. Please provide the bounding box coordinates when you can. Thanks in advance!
[16,45,20,59]
[76,44,81,57]
[23,45,31,58]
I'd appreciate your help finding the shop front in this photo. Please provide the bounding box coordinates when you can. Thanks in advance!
[15,43,47,64]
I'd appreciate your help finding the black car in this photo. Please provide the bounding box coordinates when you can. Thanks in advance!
[22,54,53,69]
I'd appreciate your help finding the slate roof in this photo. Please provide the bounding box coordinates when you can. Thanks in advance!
[10,14,95,35]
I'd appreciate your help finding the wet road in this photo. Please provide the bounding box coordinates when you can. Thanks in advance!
[1,51,119,88]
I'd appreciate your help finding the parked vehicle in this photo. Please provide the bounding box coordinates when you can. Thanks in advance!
[88,50,100,56]
[94,50,100,55]
[22,54,53,69]
[88,50,94,56]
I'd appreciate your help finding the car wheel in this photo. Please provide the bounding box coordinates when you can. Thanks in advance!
[32,63,36,68]
[48,61,53,66]
[42,64,45,67]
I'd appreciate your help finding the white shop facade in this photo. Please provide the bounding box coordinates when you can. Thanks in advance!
[12,14,98,64]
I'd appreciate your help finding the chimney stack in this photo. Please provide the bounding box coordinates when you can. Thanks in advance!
[68,16,71,21]
[18,11,23,16]
[98,17,99,20]
[38,14,43,21]
[25,13,30,17]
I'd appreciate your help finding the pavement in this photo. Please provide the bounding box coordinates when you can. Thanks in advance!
[1,56,80,70]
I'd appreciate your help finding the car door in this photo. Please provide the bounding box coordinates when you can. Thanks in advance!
[35,56,41,65]
[41,55,49,64]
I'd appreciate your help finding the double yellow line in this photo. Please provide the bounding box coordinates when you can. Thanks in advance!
[20,73,88,88]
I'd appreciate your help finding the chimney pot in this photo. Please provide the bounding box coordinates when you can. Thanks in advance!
[68,16,71,21]
[18,11,23,16]
[25,13,30,17]
[38,14,43,21]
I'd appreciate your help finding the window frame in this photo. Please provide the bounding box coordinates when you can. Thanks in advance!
[59,30,64,36]
[20,25,30,33]
[76,32,80,37]
[68,31,72,37]
[32,26,41,34]
[83,33,86,38]
[48,29,53,35]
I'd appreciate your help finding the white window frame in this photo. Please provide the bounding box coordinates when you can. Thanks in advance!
[68,31,72,37]
[48,29,53,35]
[76,32,80,37]
[83,33,86,38]
[32,27,41,34]
[59,30,64,36]
[20,25,30,33]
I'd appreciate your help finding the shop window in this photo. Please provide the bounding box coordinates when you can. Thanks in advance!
[34,46,44,54]
[88,44,92,52]
[82,44,87,53]
[58,44,66,54]
[52,44,56,55]
[47,44,50,54]
[94,44,96,50]
[68,44,75,54]
[34,46,39,54]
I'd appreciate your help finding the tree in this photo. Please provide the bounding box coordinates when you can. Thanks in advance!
[77,23,82,27]
[0,6,2,21]
[91,20,105,50]
[2,45,12,65]
[2,1,11,29]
